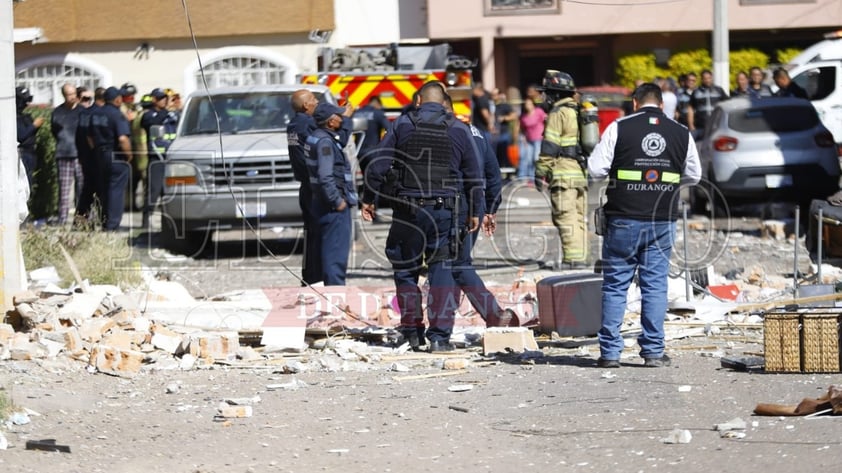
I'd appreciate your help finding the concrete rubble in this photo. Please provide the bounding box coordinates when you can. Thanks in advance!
[4,256,842,378]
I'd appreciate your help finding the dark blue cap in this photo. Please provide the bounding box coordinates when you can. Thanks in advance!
[313,102,345,124]
[104,86,121,102]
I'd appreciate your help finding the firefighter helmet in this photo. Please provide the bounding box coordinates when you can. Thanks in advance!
[15,86,33,110]
[121,82,137,96]
[540,70,575,92]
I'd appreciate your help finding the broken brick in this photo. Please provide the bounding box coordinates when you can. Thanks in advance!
[89,345,144,374]
[217,404,252,418]
[151,325,185,354]
[78,318,116,343]
[185,332,239,361]
[0,324,15,344]
[482,327,539,355]
[100,329,138,351]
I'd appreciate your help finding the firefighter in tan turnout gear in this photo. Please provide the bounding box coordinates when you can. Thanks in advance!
[535,70,589,269]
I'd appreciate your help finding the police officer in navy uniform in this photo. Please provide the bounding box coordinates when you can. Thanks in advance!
[288,89,322,285]
[588,83,701,369]
[75,87,103,226]
[443,95,517,327]
[288,90,357,286]
[88,86,132,231]
[361,81,483,352]
[140,88,179,228]
[354,95,390,169]
[304,103,358,285]
[16,86,44,187]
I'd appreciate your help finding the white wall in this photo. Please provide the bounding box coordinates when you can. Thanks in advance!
[332,0,402,46]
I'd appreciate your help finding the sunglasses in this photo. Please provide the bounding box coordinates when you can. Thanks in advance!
[80,96,93,102]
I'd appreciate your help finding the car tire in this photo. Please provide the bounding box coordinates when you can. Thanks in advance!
[160,216,210,257]
[708,184,729,220]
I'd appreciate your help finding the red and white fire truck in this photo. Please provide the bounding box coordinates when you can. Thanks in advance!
[298,43,474,121]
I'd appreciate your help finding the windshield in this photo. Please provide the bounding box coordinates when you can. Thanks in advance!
[728,104,820,133]
[180,91,326,135]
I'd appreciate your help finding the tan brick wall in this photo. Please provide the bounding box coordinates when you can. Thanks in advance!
[13,0,334,43]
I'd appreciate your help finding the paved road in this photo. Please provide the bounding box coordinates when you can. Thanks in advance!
[124,180,810,298]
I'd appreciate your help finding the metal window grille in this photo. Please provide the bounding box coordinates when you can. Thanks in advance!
[16,63,102,106]
[194,56,287,90]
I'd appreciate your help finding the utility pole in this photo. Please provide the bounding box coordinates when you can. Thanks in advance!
[712,0,730,90]
[0,0,24,313]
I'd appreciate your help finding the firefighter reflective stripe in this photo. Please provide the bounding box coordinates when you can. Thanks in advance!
[542,128,578,147]
[662,172,680,183]
[616,169,681,183]
[552,169,585,179]
[617,170,642,181]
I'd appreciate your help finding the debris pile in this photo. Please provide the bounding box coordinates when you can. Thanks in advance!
[1,279,250,376]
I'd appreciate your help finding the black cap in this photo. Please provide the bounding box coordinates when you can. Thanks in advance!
[150,88,168,100]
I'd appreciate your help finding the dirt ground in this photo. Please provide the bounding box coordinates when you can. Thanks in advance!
[4,189,842,472]
[2,335,841,473]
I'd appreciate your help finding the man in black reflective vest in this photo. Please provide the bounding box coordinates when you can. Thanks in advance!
[588,82,701,368]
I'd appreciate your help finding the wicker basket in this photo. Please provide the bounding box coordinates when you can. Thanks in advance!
[764,313,801,372]
[801,314,841,373]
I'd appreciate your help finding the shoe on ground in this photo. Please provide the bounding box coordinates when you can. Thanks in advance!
[397,328,425,352]
[429,339,455,353]
[643,354,671,367]
[597,358,620,368]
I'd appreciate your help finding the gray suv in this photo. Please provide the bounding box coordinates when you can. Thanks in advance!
[161,84,345,255]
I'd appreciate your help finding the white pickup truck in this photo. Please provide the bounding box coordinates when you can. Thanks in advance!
[160,84,361,256]
[786,31,842,146]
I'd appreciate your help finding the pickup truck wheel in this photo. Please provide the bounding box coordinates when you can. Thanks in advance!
[160,218,209,257]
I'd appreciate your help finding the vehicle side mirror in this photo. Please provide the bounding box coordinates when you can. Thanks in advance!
[149,125,165,140]
[352,116,369,132]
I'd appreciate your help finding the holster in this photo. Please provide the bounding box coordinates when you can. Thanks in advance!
[594,206,606,236]
[381,167,399,199]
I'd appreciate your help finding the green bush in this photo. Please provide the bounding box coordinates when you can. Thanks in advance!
[616,47,784,90]
[21,226,142,289]
[667,49,712,79]
[26,106,57,220]
[775,48,803,65]
[0,388,12,420]
[616,54,668,89]
[729,48,770,89]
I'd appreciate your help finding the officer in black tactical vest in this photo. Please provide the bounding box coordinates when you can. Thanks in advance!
[361,81,483,353]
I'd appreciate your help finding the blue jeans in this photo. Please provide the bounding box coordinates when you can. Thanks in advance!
[598,217,675,360]
[517,137,540,181]
[385,204,460,343]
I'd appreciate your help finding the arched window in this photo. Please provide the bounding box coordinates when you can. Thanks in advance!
[15,54,110,106]
[185,46,298,95]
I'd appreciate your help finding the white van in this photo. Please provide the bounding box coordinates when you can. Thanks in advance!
[786,30,842,145]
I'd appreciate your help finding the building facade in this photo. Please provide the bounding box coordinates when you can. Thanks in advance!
[427,0,842,91]
[12,0,416,106]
